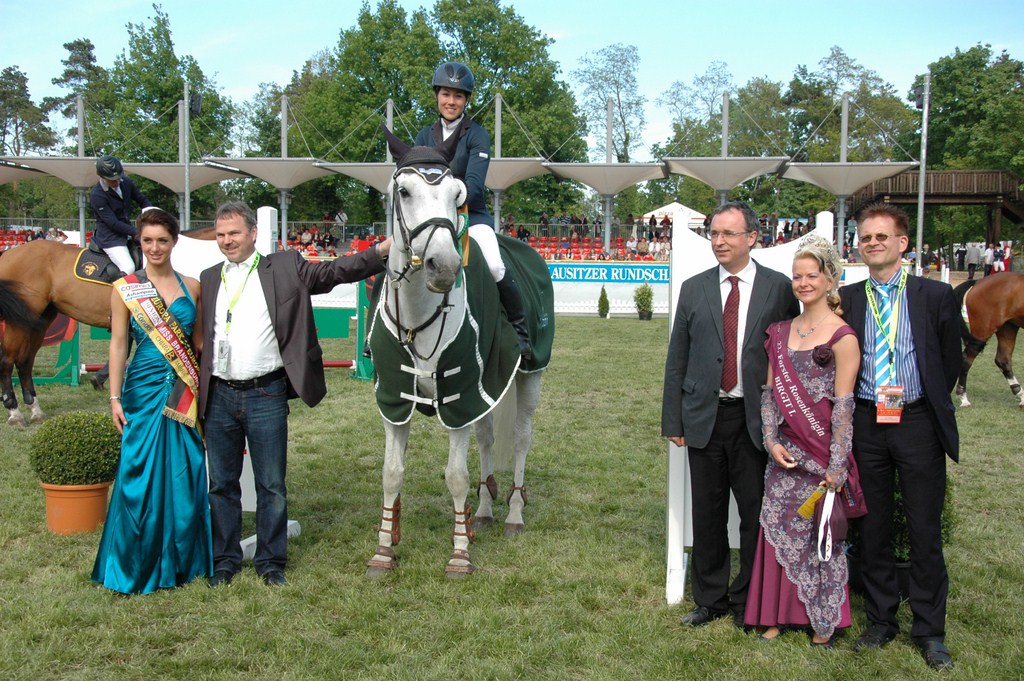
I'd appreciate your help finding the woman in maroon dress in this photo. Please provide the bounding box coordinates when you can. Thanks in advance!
[745,234,863,647]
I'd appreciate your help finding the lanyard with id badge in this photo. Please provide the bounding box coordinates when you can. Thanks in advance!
[866,270,907,424]
[217,253,260,373]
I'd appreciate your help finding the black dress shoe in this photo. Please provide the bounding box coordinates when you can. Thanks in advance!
[262,570,288,587]
[208,570,234,587]
[732,610,750,631]
[679,606,727,627]
[918,641,954,671]
[852,624,897,651]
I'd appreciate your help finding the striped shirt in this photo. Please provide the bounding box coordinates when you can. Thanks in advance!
[856,269,923,402]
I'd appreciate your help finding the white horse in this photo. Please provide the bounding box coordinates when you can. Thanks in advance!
[366,130,551,578]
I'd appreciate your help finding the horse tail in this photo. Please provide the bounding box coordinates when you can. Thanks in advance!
[0,280,45,333]
[952,279,986,351]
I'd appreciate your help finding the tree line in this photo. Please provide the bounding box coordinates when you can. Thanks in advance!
[1,1,1021,248]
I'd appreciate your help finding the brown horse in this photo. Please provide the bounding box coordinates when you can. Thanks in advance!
[954,272,1024,408]
[0,228,217,427]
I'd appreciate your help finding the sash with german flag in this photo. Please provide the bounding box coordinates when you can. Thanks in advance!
[114,272,200,428]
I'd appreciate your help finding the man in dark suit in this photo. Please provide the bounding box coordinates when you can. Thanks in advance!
[199,201,390,587]
[839,203,959,671]
[662,201,799,628]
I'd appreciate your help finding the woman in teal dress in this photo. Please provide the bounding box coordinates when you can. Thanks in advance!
[93,208,212,594]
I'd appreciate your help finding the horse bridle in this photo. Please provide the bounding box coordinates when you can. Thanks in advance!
[383,165,463,360]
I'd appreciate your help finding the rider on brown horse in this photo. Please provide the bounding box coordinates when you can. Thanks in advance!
[90,155,151,277]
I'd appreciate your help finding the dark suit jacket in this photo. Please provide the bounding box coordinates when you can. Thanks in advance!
[89,178,152,248]
[662,262,799,450]
[839,274,960,461]
[416,116,493,228]
[198,248,385,416]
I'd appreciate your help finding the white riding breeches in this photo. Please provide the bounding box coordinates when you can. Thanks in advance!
[103,245,135,274]
[469,223,505,282]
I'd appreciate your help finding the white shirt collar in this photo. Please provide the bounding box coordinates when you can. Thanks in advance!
[719,259,756,284]
[224,250,261,271]
[440,115,464,140]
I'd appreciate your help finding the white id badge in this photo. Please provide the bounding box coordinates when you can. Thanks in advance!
[216,339,230,374]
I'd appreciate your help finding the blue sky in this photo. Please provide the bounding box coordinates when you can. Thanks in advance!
[3,0,1023,160]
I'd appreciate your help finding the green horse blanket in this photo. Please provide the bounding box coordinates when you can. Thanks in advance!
[370,235,553,429]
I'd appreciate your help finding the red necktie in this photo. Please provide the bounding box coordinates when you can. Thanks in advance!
[721,276,739,391]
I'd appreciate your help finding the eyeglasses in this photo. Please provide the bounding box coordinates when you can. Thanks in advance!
[709,230,751,240]
[858,233,899,244]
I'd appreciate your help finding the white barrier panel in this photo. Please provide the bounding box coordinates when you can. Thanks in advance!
[663,212,836,605]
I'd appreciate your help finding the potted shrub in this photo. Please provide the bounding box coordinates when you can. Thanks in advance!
[29,410,121,535]
[598,285,609,318]
[634,283,654,320]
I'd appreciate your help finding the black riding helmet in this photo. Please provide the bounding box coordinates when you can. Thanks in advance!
[431,61,474,96]
[96,155,123,181]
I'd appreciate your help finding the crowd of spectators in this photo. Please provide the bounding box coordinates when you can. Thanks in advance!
[0,227,67,250]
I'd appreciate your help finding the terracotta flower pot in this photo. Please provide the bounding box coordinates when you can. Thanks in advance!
[40,481,112,535]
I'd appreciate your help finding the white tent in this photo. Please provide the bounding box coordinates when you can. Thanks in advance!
[640,201,706,232]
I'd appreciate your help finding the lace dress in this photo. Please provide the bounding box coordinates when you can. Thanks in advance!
[744,323,855,638]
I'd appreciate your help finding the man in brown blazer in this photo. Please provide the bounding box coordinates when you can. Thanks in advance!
[199,201,389,587]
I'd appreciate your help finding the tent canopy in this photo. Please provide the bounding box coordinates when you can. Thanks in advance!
[640,201,706,229]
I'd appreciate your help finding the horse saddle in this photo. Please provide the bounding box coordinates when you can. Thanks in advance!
[75,239,144,284]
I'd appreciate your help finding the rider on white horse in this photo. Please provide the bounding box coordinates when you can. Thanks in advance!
[414,61,532,361]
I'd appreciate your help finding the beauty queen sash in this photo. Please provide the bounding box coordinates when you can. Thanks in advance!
[115,273,200,428]
[768,320,866,517]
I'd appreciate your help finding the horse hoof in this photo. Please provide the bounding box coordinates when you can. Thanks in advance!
[503,522,525,537]
[29,413,46,424]
[366,564,393,579]
[366,546,396,578]
[445,562,475,579]
[445,549,475,578]
[7,415,26,429]
[474,515,495,529]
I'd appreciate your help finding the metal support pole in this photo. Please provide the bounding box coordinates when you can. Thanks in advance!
[77,95,87,245]
[837,93,849,243]
[721,91,729,157]
[915,74,931,276]
[280,94,289,244]
[606,97,614,163]
[719,92,729,206]
[603,195,613,252]
[385,99,394,237]
[278,189,289,252]
[493,93,502,224]
[182,81,191,232]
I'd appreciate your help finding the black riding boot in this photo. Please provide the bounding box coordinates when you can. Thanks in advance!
[496,275,532,361]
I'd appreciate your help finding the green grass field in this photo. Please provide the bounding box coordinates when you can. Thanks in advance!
[1,317,1022,680]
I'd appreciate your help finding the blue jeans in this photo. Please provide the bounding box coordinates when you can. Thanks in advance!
[206,376,290,576]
